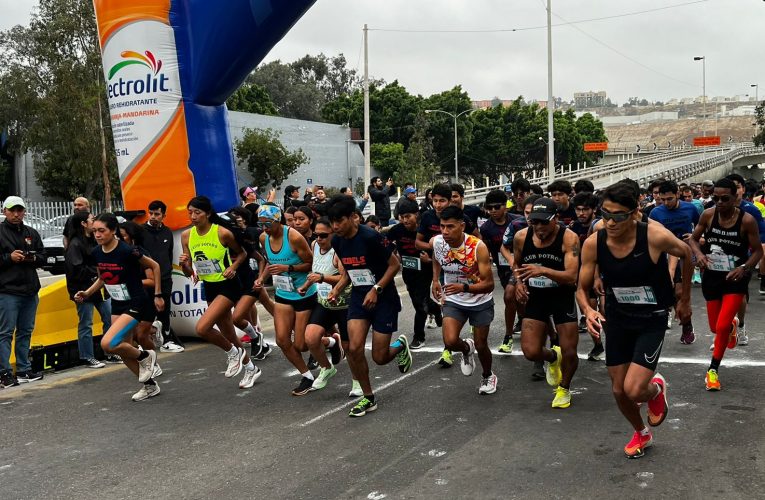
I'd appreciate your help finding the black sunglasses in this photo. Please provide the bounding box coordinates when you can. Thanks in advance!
[711,195,733,203]
[315,232,331,239]
[485,203,504,211]
[600,210,632,222]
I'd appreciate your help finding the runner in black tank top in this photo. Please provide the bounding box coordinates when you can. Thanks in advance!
[514,198,580,410]
[689,178,762,391]
[577,183,693,459]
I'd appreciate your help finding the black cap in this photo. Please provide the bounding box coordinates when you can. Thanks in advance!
[527,197,558,222]
[284,185,300,194]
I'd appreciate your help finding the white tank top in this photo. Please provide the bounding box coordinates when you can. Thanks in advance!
[433,234,493,307]
[312,243,350,309]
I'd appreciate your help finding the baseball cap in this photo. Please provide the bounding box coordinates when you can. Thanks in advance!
[404,187,417,195]
[527,197,558,222]
[284,185,300,194]
[504,185,513,192]
[243,186,257,197]
[3,196,26,210]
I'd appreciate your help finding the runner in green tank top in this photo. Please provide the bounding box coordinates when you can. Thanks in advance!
[180,196,261,390]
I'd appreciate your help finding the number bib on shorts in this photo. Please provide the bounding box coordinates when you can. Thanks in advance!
[401,255,421,271]
[195,259,222,276]
[497,252,510,267]
[612,286,657,305]
[348,269,375,287]
[706,253,736,272]
[272,274,295,292]
[104,283,131,301]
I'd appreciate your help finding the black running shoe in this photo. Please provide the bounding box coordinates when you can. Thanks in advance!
[531,361,545,381]
[291,376,314,396]
[588,342,605,361]
[328,333,344,365]
[307,354,319,370]
[0,371,19,388]
[16,370,43,383]
[410,338,425,350]
[513,319,522,334]
[253,343,271,360]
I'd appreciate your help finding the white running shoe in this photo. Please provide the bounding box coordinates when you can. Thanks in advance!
[151,321,164,348]
[738,326,749,346]
[132,382,160,401]
[460,338,476,376]
[225,347,246,378]
[348,379,363,397]
[426,315,436,329]
[152,363,163,378]
[160,341,185,353]
[479,372,498,395]
[239,365,262,389]
[137,350,157,383]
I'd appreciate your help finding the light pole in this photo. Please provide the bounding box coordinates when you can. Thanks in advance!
[538,136,555,178]
[752,83,759,104]
[424,108,474,182]
[694,56,706,136]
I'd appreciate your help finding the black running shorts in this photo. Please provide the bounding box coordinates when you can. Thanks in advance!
[604,308,668,371]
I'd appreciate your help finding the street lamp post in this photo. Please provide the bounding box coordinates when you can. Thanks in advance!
[424,108,474,182]
[752,83,759,104]
[694,56,706,136]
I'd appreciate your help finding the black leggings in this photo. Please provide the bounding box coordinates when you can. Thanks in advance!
[403,269,442,339]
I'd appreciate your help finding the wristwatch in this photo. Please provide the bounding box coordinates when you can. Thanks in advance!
[463,283,470,293]
[373,284,383,294]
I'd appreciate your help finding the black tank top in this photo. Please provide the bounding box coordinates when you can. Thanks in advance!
[702,209,748,267]
[597,222,674,315]
[521,226,574,293]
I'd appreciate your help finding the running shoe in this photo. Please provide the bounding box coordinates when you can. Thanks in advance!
[291,376,314,396]
[587,342,605,361]
[311,365,337,391]
[152,363,163,378]
[578,317,588,333]
[760,279,765,295]
[478,372,498,395]
[705,369,721,391]
[396,335,412,374]
[137,350,157,383]
[104,354,123,363]
[544,346,563,387]
[692,269,702,284]
[16,370,43,383]
[647,373,668,427]
[426,315,436,329]
[497,336,513,354]
[728,317,739,349]
[531,361,545,381]
[624,430,653,459]
[438,349,453,368]
[461,338,476,376]
[240,334,252,344]
[349,397,377,417]
[680,323,696,344]
[738,326,749,346]
[160,341,185,353]
[151,320,164,348]
[348,379,363,398]
[253,343,272,361]
[513,319,522,334]
[84,358,105,369]
[0,371,19,388]
[250,329,264,356]
[307,354,319,370]
[224,347,246,378]
[132,382,160,402]
[239,365,262,389]
[666,315,672,330]
[551,386,571,409]
[328,333,345,365]
[410,338,425,350]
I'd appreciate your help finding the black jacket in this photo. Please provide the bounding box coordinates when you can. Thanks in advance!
[368,184,396,221]
[0,220,45,296]
[142,222,174,290]
[64,235,100,301]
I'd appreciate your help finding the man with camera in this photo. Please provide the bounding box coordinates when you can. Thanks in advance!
[0,196,46,387]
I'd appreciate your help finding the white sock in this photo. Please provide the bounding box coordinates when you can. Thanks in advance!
[326,337,337,348]
[244,360,254,370]
[639,427,650,436]
[227,345,238,355]
[301,371,314,380]
[242,322,257,336]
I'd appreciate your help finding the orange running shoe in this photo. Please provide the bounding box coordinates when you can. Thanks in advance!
[647,373,668,427]
[728,318,738,349]
[705,369,721,391]
[624,430,653,459]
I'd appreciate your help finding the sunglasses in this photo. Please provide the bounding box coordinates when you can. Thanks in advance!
[529,219,552,226]
[315,232,331,239]
[711,195,733,203]
[600,210,632,222]
[257,220,275,228]
[485,204,504,211]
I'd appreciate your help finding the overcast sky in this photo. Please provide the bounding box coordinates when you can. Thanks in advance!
[2,0,762,104]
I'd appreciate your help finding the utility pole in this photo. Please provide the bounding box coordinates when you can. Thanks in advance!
[546,0,555,183]
[363,24,371,190]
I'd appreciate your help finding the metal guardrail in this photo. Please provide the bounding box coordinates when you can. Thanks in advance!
[24,200,124,239]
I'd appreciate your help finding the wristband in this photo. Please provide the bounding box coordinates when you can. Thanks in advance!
[155,293,164,298]
[319,273,324,283]
[463,283,469,293]
[288,264,294,273]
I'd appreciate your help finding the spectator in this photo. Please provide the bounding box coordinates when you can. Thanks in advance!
[573,179,595,195]
[313,187,329,216]
[62,196,91,249]
[340,187,370,211]
[0,196,45,386]
[65,210,111,368]
[368,176,396,227]
[143,200,184,352]
[420,188,434,213]
[394,186,418,218]
[283,185,306,209]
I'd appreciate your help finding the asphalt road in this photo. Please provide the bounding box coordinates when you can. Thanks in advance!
[2,276,764,499]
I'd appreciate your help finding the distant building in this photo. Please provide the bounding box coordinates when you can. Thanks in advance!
[574,90,607,109]
[472,98,513,110]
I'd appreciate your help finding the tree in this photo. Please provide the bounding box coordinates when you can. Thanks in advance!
[0,0,119,201]
[227,83,277,115]
[234,128,309,188]
[401,113,439,186]
[370,142,405,179]
[754,102,765,146]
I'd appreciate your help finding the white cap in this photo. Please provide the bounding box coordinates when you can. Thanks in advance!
[3,196,26,210]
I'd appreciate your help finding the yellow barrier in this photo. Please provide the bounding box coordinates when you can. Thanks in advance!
[9,279,104,365]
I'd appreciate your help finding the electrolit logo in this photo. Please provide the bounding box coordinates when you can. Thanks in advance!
[107,50,170,98]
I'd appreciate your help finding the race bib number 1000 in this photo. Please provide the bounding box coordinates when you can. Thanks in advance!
[612,286,657,305]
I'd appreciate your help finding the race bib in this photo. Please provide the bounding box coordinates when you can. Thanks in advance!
[497,252,510,267]
[104,283,131,301]
[529,276,557,288]
[316,283,332,299]
[248,258,258,271]
[401,255,421,271]
[706,253,735,272]
[612,286,657,305]
[477,217,488,228]
[444,270,469,285]
[272,274,295,292]
[195,259,222,276]
[348,269,375,287]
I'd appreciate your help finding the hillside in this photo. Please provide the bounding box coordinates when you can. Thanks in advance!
[604,116,756,149]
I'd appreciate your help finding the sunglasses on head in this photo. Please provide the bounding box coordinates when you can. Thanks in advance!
[315,232,331,239]
[485,203,504,211]
[529,219,552,226]
[711,194,733,203]
[600,210,632,222]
